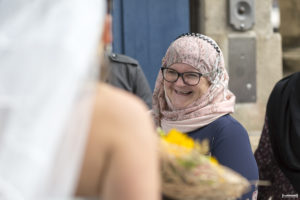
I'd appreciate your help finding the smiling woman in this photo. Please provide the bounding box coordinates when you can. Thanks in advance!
[152,33,258,200]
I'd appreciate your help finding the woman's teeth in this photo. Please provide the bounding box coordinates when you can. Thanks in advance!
[175,89,191,95]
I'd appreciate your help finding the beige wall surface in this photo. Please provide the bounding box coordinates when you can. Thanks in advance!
[197,0,283,149]
[279,0,300,76]
[279,0,300,47]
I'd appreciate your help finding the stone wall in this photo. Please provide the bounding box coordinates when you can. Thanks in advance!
[279,0,300,47]
[279,0,300,76]
[196,0,282,149]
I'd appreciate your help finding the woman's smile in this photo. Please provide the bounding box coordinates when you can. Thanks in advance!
[174,88,192,96]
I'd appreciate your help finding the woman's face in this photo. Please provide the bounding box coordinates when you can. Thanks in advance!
[164,63,210,109]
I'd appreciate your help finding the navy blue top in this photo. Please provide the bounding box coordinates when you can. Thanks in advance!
[188,114,258,200]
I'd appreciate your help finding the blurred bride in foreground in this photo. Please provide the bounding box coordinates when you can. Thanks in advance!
[0,0,160,199]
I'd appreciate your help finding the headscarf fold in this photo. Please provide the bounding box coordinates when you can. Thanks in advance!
[152,33,235,133]
[266,72,300,193]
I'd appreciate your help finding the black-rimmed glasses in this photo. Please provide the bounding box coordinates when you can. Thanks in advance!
[161,67,202,86]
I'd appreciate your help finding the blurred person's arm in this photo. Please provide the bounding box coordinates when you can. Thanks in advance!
[134,66,153,108]
[76,82,160,200]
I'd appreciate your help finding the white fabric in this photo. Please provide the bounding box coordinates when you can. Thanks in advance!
[0,0,105,199]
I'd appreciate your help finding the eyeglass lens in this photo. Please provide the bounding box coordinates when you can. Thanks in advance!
[162,68,201,86]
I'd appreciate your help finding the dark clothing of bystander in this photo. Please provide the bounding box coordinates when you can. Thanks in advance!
[107,53,152,109]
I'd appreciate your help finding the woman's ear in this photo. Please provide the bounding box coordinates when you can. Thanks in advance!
[102,14,113,45]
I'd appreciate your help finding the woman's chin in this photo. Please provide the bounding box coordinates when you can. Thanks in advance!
[172,102,189,110]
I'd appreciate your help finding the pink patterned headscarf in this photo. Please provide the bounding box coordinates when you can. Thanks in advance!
[152,33,236,133]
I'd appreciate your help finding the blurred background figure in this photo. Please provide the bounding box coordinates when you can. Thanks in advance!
[107,52,152,108]
[0,0,160,199]
[255,72,300,199]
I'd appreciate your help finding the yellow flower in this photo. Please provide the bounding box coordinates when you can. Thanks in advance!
[159,128,210,162]
[209,156,219,166]
[161,129,195,149]
[159,129,196,158]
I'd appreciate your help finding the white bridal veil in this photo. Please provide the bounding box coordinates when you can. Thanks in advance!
[0,0,105,199]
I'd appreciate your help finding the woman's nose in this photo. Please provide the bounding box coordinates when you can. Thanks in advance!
[174,76,186,86]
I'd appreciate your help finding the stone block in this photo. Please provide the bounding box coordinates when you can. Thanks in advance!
[200,0,228,34]
[254,0,273,36]
[199,0,282,134]
[232,33,282,132]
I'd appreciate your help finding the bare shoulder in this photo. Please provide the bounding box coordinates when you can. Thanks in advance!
[95,83,152,126]
[76,83,159,199]
[76,83,156,196]
[95,83,156,148]
[96,82,147,108]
